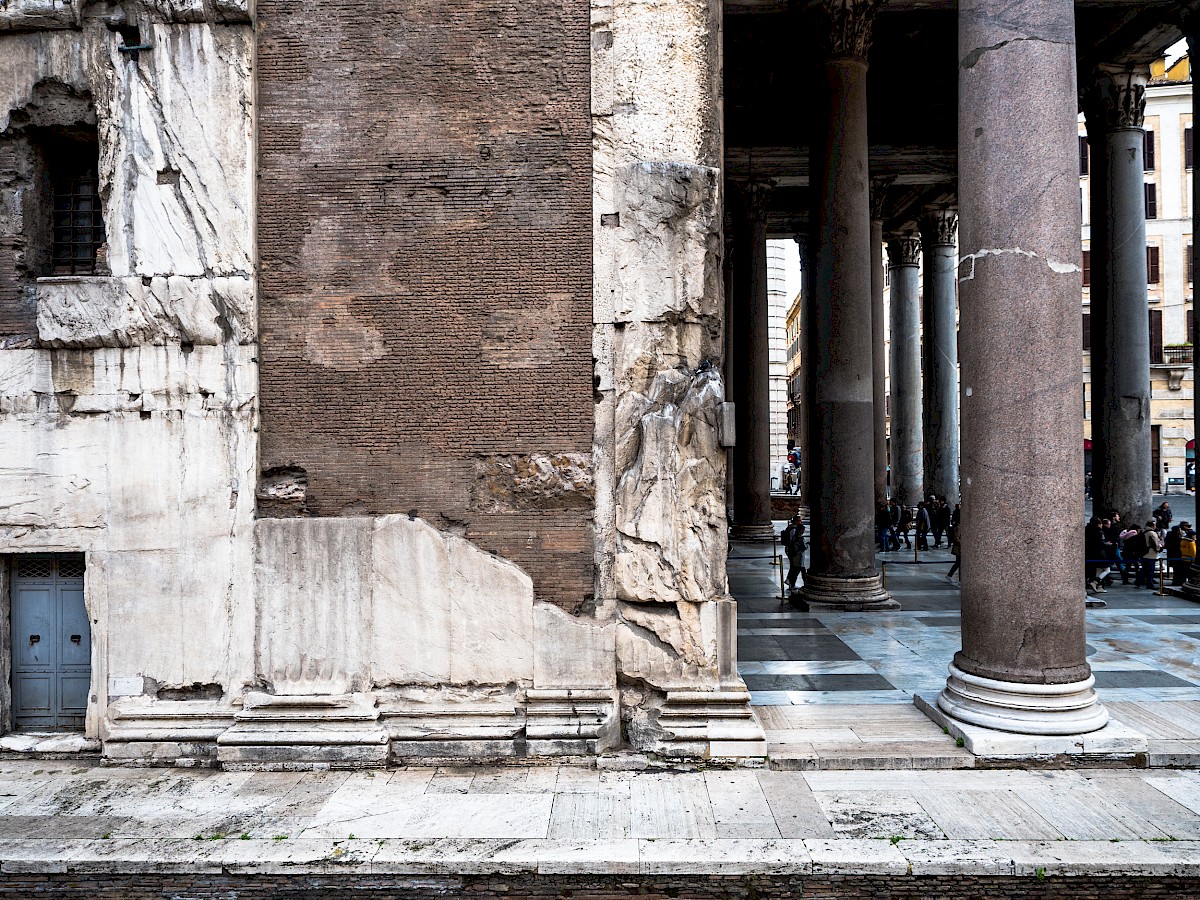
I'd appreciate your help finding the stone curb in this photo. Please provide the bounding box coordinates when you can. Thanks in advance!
[2,838,1200,877]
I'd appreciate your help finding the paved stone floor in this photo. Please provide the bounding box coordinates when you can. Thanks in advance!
[732,521,1200,767]
[3,761,1200,877]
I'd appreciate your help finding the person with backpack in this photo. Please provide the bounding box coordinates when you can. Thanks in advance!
[1134,521,1163,589]
[781,515,807,594]
[1085,517,1107,594]
[1178,523,1197,586]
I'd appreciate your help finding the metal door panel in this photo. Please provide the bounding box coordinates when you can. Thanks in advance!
[58,674,89,720]
[13,674,54,728]
[11,556,89,731]
[58,587,89,668]
[12,586,53,669]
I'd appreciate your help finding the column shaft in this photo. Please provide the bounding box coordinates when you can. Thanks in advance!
[871,217,888,507]
[731,184,774,541]
[1087,65,1152,528]
[921,210,960,503]
[940,0,1105,734]
[887,237,922,506]
[799,0,893,611]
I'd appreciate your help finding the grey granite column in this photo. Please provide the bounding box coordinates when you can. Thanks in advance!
[920,208,960,504]
[798,0,895,611]
[887,235,923,507]
[795,233,813,509]
[937,0,1106,735]
[731,180,775,541]
[870,181,890,507]
[1084,64,1152,528]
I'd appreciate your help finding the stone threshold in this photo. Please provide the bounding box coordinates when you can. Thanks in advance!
[0,732,100,759]
[3,837,1200,877]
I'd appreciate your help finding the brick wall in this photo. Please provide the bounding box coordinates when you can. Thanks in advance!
[256,0,594,610]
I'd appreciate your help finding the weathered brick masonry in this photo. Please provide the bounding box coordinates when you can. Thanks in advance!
[256,0,594,609]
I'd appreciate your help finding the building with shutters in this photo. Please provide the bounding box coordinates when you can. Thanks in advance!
[1082,54,1196,493]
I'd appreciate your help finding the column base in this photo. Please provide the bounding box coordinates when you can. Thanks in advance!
[793,572,898,611]
[935,662,1109,736]
[730,524,776,542]
[916,694,1145,760]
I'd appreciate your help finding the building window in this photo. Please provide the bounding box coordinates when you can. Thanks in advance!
[47,137,105,276]
[1148,245,1161,284]
[1146,183,1158,219]
[1189,243,1194,285]
[1190,309,1195,343]
[1150,308,1164,363]
[1079,135,1089,176]
[1082,249,1091,287]
[1188,127,1194,170]
[1144,129,1156,171]
[1083,312,1090,351]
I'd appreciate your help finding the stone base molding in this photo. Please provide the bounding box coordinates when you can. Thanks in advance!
[525,689,621,756]
[650,690,767,759]
[730,524,777,542]
[216,693,390,770]
[935,663,1109,736]
[794,573,898,612]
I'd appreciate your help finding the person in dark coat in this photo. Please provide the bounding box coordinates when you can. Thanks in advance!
[1085,517,1107,594]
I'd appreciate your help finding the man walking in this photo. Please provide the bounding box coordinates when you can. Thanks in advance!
[781,515,807,595]
[1135,520,1163,589]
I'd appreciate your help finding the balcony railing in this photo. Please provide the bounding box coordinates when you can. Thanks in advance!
[1159,346,1194,365]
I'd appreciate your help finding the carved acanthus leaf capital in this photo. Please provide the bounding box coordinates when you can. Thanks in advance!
[919,208,958,248]
[740,178,775,221]
[817,0,881,62]
[1084,63,1150,131]
[887,234,921,268]
[792,233,812,267]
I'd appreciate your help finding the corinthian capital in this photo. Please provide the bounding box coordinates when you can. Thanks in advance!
[817,0,881,62]
[887,234,921,268]
[919,208,958,248]
[1084,63,1150,130]
[735,178,775,222]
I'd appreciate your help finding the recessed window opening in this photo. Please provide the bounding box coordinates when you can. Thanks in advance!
[40,131,105,276]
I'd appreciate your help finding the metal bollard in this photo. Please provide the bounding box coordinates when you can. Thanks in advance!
[1159,557,1166,596]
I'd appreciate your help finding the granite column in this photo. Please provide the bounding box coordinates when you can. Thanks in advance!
[795,233,814,508]
[1084,65,1152,528]
[798,0,894,611]
[870,181,890,508]
[887,235,923,507]
[937,0,1106,735]
[920,208,960,504]
[730,180,775,541]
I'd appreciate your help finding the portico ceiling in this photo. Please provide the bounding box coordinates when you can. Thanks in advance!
[725,0,1200,236]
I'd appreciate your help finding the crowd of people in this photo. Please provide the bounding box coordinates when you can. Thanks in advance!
[1085,501,1197,594]
[778,497,1198,599]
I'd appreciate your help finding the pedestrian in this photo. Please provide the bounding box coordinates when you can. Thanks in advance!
[897,503,913,549]
[931,499,947,548]
[1085,517,1107,594]
[1156,502,1173,535]
[1167,525,1183,585]
[915,501,931,551]
[1117,519,1139,585]
[781,515,807,594]
[947,529,962,582]
[1180,522,1197,586]
[876,503,893,552]
[1135,520,1163,589]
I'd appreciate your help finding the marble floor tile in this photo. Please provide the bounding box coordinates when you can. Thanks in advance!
[398,793,554,839]
[813,790,946,840]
